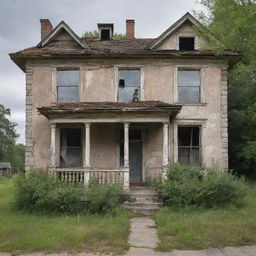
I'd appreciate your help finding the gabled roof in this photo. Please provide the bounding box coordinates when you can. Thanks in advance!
[37,21,89,49]
[146,12,205,50]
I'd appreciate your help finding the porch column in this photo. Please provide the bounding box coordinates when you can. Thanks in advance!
[123,122,129,189]
[162,122,169,179]
[50,123,56,168]
[83,123,91,186]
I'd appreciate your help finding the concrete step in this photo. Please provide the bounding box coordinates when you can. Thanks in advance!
[124,201,162,208]
[124,205,160,216]
[130,192,159,201]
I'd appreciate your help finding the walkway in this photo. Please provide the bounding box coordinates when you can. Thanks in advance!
[126,217,256,256]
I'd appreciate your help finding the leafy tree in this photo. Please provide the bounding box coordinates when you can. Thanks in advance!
[82,30,126,39]
[0,104,24,172]
[196,0,256,178]
[0,104,18,160]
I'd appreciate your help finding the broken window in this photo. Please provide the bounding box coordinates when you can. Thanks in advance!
[179,37,195,51]
[60,128,82,168]
[178,70,200,102]
[178,126,200,166]
[101,29,111,40]
[118,69,140,101]
[57,70,80,102]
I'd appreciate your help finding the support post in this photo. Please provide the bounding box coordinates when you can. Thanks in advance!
[162,122,169,179]
[124,122,130,189]
[84,123,91,186]
[50,123,56,168]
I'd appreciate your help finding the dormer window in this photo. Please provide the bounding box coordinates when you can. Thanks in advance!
[179,37,195,51]
[98,23,113,40]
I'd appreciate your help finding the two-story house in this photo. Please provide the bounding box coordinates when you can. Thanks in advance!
[10,13,240,189]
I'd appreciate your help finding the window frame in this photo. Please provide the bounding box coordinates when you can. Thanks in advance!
[178,68,201,103]
[177,125,201,166]
[117,68,141,102]
[55,68,81,103]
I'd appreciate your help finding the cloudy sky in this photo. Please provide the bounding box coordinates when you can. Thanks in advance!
[0,0,204,144]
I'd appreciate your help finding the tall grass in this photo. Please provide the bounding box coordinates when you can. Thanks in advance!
[0,177,130,254]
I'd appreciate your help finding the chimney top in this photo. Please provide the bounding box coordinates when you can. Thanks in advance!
[126,19,135,39]
[40,19,53,40]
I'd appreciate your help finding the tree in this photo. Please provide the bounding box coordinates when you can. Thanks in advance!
[82,30,126,40]
[0,104,25,172]
[0,104,18,160]
[196,0,256,178]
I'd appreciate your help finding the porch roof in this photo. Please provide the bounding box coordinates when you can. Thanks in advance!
[38,101,182,120]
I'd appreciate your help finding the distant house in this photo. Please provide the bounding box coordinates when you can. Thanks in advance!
[0,162,12,176]
[10,13,241,189]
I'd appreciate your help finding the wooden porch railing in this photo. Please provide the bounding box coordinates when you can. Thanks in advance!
[49,168,129,188]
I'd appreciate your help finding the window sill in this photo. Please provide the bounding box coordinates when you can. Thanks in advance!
[176,102,207,106]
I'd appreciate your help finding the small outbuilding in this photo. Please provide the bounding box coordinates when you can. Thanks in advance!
[0,162,12,176]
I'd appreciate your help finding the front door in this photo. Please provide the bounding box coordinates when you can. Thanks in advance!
[129,140,142,183]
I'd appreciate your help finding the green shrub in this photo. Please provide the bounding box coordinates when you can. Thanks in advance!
[14,170,85,214]
[84,180,122,214]
[159,163,247,208]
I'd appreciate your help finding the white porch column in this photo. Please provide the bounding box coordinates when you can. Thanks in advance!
[123,122,130,189]
[124,122,130,168]
[162,122,169,179]
[50,123,56,168]
[83,123,91,185]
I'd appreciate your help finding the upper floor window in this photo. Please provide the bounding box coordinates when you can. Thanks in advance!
[57,70,80,102]
[179,37,195,51]
[178,70,200,102]
[118,69,140,102]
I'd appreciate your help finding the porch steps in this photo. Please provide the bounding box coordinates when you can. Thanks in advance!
[123,186,162,216]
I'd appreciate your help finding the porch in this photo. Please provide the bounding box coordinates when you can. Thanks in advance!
[39,101,182,189]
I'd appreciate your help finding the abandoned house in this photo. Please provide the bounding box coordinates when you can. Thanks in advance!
[10,13,241,189]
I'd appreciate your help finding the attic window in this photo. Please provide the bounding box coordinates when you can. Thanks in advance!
[101,29,110,40]
[179,37,195,51]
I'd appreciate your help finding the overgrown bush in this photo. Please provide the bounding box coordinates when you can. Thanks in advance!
[84,179,122,214]
[14,170,85,214]
[159,163,247,208]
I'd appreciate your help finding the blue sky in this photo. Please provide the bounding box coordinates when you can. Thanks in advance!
[0,0,204,143]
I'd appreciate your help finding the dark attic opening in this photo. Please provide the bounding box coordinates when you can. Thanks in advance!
[179,37,195,51]
[101,29,111,40]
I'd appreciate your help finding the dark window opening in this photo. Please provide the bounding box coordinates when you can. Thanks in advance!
[101,29,110,40]
[57,70,79,102]
[60,128,82,168]
[118,69,140,101]
[178,70,200,102]
[178,126,200,166]
[179,37,195,51]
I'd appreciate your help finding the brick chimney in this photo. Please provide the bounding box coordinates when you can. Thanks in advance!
[126,20,135,39]
[40,19,53,40]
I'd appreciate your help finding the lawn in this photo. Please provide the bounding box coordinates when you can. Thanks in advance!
[0,177,131,255]
[154,185,256,251]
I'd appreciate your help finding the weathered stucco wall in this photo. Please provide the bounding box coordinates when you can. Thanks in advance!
[27,58,228,172]
[90,123,117,168]
[144,124,163,179]
[31,66,52,169]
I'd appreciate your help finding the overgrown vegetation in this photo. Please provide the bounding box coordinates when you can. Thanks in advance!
[195,0,256,179]
[82,30,126,39]
[155,184,256,251]
[0,104,25,172]
[84,179,122,214]
[0,177,130,254]
[159,163,247,208]
[14,171,123,215]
